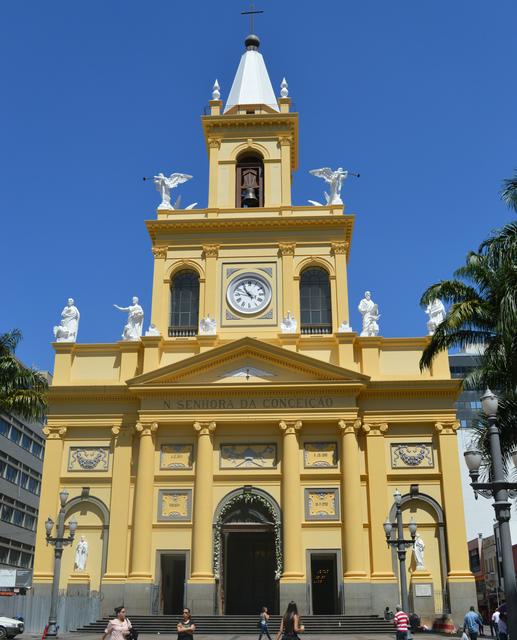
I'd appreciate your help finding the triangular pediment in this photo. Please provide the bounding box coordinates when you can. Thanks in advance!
[127,337,369,387]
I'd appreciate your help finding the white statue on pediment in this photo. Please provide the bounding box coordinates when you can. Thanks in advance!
[358,291,380,337]
[309,167,360,206]
[53,298,80,342]
[153,172,193,210]
[425,299,446,335]
[113,297,144,341]
[199,315,217,335]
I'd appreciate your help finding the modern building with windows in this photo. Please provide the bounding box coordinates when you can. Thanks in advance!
[33,34,475,624]
[0,407,46,582]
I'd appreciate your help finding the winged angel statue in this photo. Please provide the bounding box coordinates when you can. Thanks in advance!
[308,167,359,206]
[153,172,196,210]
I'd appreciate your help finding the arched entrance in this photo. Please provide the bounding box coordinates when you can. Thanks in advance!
[214,487,281,614]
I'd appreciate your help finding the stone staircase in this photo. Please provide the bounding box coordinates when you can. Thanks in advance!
[76,614,394,634]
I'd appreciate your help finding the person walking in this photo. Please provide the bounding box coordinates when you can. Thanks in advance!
[491,610,500,640]
[102,606,134,640]
[393,605,410,640]
[177,608,195,640]
[464,606,484,640]
[258,606,272,640]
[275,601,304,640]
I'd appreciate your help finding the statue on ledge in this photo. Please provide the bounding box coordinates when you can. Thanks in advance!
[309,167,360,206]
[113,297,144,341]
[53,298,80,342]
[153,172,193,210]
[358,291,380,337]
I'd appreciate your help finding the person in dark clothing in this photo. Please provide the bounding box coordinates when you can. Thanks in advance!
[275,601,304,640]
[177,608,195,640]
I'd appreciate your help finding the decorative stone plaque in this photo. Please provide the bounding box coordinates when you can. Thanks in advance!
[68,447,109,472]
[220,444,277,469]
[414,583,433,597]
[391,443,434,469]
[304,442,338,468]
[304,488,340,521]
[160,444,193,470]
[158,489,192,521]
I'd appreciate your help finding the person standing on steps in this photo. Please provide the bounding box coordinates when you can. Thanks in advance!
[275,601,304,640]
[177,607,195,640]
[258,606,272,640]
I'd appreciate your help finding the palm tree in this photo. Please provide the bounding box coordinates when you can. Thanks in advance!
[419,173,517,460]
[0,329,48,421]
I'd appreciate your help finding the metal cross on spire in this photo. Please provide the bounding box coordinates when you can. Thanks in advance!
[241,2,264,33]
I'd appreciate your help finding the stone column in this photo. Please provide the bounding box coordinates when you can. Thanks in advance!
[33,426,67,584]
[188,421,216,613]
[363,422,398,612]
[279,243,296,320]
[279,420,306,612]
[435,421,476,622]
[129,422,157,580]
[202,245,219,319]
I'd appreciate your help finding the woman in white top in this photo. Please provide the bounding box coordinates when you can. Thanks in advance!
[102,606,132,640]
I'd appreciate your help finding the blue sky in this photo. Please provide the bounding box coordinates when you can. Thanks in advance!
[1,1,516,372]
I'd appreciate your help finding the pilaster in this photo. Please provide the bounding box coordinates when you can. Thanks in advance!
[362,422,395,580]
[279,243,295,319]
[278,136,292,206]
[190,421,216,582]
[279,420,304,581]
[338,420,367,580]
[151,245,168,331]
[202,245,219,319]
[331,241,350,330]
[118,340,141,381]
[33,426,67,582]
[129,422,157,581]
[207,138,221,208]
[104,426,133,581]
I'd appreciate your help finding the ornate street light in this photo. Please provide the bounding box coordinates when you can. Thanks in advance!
[383,489,417,613]
[44,490,77,637]
[463,389,517,638]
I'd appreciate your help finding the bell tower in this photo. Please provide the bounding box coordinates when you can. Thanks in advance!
[202,34,298,209]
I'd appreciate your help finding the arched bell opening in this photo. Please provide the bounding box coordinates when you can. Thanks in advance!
[236,152,264,208]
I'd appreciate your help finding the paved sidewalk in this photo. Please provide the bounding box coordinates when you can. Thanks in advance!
[17,634,453,640]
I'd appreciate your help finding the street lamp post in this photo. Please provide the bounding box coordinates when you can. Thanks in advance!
[383,489,417,613]
[44,490,77,637]
[464,388,517,639]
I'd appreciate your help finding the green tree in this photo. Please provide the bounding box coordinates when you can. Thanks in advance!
[0,329,48,421]
[419,174,517,461]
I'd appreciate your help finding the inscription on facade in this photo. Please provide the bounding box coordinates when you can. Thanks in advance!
[160,444,193,470]
[304,488,340,521]
[158,489,192,521]
[161,395,336,411]
[220,443,277,469]
[304,442,338,468]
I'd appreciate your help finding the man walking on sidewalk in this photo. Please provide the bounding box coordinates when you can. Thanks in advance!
[393,605,410,640]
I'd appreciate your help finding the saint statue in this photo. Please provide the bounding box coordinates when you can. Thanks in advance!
[53,298,80,342]
[309,167,359,205]
[153,172,193,210]
[358,291,380,337]
[425,299,446,335]
[113,297,144,341]
[74,536,88,572]
[413,534,425,569]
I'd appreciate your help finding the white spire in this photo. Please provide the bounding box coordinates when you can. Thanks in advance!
[280,77,288,98]
[224,35,279,114]
[212,79,221,100]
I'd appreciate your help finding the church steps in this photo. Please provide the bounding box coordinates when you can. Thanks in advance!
[76,615,394,634]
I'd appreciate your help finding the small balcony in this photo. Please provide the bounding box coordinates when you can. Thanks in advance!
[300,324,332,335]
[168,326,198,337]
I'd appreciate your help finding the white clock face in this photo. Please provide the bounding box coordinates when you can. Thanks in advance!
[227,273,272,315]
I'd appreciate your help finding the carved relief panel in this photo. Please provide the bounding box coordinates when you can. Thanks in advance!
[304,488,340,521]
[158,489,192,521]
[220,443,277,469]
[160,444,194,470]
[303,442,338,468]
[68,447,109,472]
[390,443,434,469]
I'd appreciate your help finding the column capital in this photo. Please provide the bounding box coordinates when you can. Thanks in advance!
[202,244,220,259]
[278,242,296,256]
[279,420,302,435]
[152,245,168,259]
[362,422,388,436]
[435,421,460,435]
[278,135,291,147]
[330,241,348,256]
[135,422,158,437]
[42,426,67,440]
[193,421,216,436]
[207,137,221,150]
[338,419,362,434]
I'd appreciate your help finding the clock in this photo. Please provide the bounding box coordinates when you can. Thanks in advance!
[227,272,272,315]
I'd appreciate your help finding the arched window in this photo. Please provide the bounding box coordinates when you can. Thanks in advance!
[236,153,264,208]
[300,267,332,334]
[169,270,200,337]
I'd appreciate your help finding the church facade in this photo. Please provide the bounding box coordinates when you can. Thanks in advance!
[33,35,475,621]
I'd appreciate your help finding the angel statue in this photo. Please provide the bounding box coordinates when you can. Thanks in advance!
[308,167,359,206]
[153,172,193,210]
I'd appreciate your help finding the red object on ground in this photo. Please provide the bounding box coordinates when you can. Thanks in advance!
[41,623,49,640]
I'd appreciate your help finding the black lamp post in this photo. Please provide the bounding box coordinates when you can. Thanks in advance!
[44,489,77,637]
[464,388,517,639]
[383,489,417,613]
